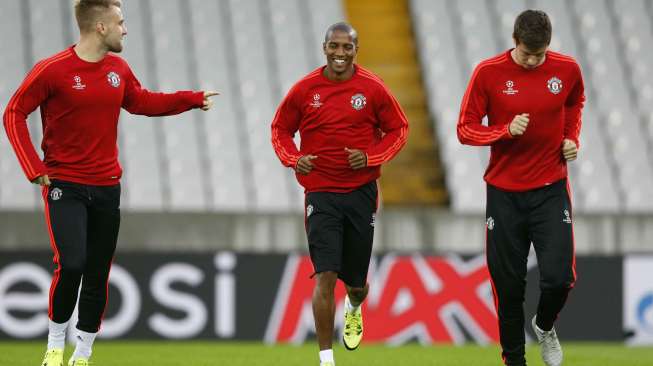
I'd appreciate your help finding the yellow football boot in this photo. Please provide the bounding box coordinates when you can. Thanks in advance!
[41,349,63,366]
[342,296,363,350]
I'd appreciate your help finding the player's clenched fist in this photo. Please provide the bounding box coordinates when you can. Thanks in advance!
[345,147,367,170]
[561,138,578,161]
[509,113,530,136]
[295,155,317,175]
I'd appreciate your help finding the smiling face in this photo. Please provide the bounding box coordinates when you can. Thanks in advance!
[323,30,358,81]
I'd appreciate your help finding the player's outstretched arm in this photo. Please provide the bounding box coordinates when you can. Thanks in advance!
[122,67,214,117]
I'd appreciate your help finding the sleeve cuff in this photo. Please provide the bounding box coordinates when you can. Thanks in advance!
[290,155,302,170]
[193,91,205,108]
[506,123,514,139]
[365,152,382,167]
[27,165,47,182]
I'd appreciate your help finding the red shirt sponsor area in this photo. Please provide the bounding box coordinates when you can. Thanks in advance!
[264,255,499,344]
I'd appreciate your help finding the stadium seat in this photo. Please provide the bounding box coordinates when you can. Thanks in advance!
[0,0,39,210]
[2,0,652,215]
[533,0,581,56]
[119,0,165,210]
[187,0,248,211]
[494,0,528,49]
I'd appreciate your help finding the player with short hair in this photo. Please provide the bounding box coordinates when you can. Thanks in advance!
[271,22,408,366]
[457,9,585,366]
[2,1,217,365]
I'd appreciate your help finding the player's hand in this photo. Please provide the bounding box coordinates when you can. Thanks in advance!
[31,175,51,186]
[345,147,367,170]
[295,155,317,175]
[509,113,530,136]
[201,91,219,111]
[562,138,578,161]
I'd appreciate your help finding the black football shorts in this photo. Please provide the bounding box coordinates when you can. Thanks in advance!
[304,180,378,288]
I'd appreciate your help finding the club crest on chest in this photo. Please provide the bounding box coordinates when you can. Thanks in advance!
[107,71,121,88]
[547,77,562,94]
[351,93,366,110]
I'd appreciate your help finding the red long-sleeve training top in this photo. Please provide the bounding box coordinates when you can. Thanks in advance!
[457,50,585,191]
[271,65,409,193]
[3,46,204,186]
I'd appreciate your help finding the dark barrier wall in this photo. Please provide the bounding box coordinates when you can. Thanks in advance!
[0,252,624,343]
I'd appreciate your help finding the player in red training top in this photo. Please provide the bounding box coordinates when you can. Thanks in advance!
[271,22,408,366]
[458,10,584,366]
[2,1,217,365]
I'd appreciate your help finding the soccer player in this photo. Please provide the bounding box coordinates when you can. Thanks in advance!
[457,10,584,366]
[271,22,408,366]
[2,1,217,365]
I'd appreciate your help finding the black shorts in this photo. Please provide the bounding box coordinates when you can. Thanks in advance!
[304,181,378,288]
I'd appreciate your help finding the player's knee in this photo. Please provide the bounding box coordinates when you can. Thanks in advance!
[346,284,368,301]
[540,274,573,291]
[59,257,86,276]
[495,282,526,303]
[497,294,525,312]
[348,286,365,296]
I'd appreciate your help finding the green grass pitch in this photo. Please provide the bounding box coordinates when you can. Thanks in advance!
[1,341,652,365]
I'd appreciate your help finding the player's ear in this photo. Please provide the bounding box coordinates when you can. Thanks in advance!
[323,42,327,53]
[95,21,105,35]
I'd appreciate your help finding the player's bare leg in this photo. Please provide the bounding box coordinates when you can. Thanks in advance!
[313,271,338,364]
